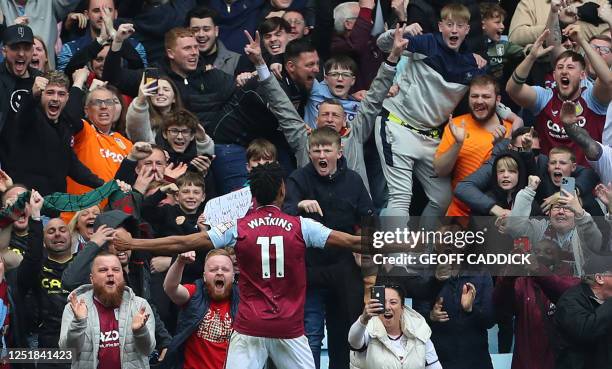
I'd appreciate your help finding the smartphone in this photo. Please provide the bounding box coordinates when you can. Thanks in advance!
[560,177,575,197]
[514,237,531,253]
[371,286,385,313]
[144,67,160,90]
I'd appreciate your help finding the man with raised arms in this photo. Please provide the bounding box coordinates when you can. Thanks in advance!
[113,162,365,369]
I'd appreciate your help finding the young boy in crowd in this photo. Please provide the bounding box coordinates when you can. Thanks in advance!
[304,55,361,128]
[141,171,208,334]
[479,3,524,82]
[486,151,535,216]
[283,127,373,369]
[159,109,214,175]
[142,171,206,237]
[246,138,278,173]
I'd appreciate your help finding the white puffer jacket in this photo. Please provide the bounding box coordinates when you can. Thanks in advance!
[351,307,432,369]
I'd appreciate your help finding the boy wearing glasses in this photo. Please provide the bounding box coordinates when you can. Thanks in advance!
[159,109,214,175]
[304,55,360,128]
[283,9,310,41]
[585,34,611,84]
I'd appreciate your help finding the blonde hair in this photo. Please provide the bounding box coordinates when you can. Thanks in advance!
[205,248,233,264]
[549,146,576,163]
[440,4,471,23]
[68,205,101,248]
[496,156,518,172]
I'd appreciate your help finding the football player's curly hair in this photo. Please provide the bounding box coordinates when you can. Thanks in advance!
[248,162,285,206]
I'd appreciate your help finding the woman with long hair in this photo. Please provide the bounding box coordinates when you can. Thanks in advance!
[126,75,184,143]
[31,36,50,73]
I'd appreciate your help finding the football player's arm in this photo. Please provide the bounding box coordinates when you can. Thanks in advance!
[325,230,362,253]
[325,231,410,254]
[114,230,215,255]
[301,218,361,252]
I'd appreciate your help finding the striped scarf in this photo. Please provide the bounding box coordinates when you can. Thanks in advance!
[0,181,127,228]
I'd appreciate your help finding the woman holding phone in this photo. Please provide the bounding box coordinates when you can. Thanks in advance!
[126,73,214,174]
[126,73,184,142]
[348,285,443,369]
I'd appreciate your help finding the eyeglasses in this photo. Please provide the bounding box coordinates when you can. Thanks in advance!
[89,98,114,107]
[592,45,611,55]
[167,128,194,137]
[550,204,569,212]
[327,71,354,79]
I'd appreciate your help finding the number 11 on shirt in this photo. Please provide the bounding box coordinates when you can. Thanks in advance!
[257,236,284,279]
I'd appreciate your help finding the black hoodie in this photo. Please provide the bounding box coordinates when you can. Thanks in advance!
[486,150,538,215]
[283,156,374,265]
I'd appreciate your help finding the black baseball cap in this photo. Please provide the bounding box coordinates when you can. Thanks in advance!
[2,24,34,46]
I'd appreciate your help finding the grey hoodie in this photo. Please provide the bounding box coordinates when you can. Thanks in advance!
[59,284,155,369]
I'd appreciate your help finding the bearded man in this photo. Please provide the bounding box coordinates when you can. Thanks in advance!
[506,26,611,165]
[162,248,238,369]
[433,74,513,216]
[59,252,155,368]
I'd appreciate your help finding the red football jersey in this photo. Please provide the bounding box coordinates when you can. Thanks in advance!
[209,205,331,339]
[535,87,605,166]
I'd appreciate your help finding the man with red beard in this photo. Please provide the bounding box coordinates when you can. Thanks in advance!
[434,75,513,216]
[59,252,155,368]
[506,26,612,166]
[61,210,173,361]
[162,248,237,369]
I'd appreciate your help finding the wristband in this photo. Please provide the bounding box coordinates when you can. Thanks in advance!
[511,71,527,85]
[385,59,398,67]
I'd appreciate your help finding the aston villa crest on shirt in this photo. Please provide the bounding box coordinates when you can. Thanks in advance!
[115,137,126,150]
[496,44,505,56]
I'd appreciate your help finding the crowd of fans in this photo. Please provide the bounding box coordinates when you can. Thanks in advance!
[0,0,611,368]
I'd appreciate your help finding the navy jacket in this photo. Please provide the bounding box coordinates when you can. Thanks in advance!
[284,156,374,234]
[57,31,147,72]
[427,274,495,369]
[283,156,374,266]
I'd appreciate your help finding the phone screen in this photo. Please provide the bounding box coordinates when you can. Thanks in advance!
[144,68,160,89]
